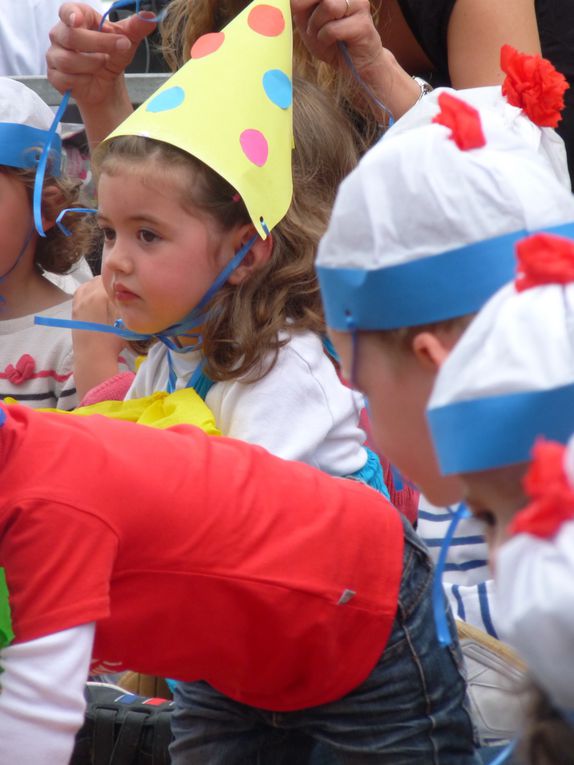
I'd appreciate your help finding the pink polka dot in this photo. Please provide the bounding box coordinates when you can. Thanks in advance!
[240,129,269,167]
[190,32,225,59]
[248,5,285,36]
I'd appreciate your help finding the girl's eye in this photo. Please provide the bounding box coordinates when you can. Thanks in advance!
[100,227,115,242]
[139,229,160,244]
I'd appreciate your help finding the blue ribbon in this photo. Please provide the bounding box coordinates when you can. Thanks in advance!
[35,232,261,348]
[337,42,394,127]
[31,0,164,237]
[432,503,471,647]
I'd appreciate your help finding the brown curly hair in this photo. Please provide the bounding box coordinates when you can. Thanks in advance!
[0,166,93,275]
[93,76,360,382]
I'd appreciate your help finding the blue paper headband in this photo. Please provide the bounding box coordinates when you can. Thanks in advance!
[428,382,574,475]
[0,123,61,175]
[317,222,574,331]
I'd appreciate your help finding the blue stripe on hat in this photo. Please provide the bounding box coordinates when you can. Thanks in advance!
[0,123,62,174]
[317,222,574,331]
[427,382,574,475]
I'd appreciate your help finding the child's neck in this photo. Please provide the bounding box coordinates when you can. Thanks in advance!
[0,265,69,320]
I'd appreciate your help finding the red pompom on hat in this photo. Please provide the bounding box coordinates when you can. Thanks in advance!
[510,439,574,538]
[515,233,574,292]
[501,44,569,128]
[432,92,486,150]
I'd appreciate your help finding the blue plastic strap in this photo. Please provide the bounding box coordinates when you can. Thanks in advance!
[34,231,261,344]
[432,503,472,647]
[317,229,524,331]
[34,315,149,340]
[32,92,70,237]
[31,1,164,238]
[0,124,62,172]
[488,739,517,765]
[55,207,98,237]
[428,382,574,475]
[337,42,394,127]
[0,226,34,297]
[0,407,6,427]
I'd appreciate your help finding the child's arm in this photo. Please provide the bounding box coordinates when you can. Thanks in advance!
[0,624,94,764]
[72,276,128,402]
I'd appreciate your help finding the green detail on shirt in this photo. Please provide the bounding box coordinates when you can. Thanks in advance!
[0,567,14,652]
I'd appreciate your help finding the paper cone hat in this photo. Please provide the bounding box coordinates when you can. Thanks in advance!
[105,0,293,239]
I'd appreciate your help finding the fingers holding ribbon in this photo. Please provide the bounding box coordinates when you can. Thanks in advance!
[292,0,384,71]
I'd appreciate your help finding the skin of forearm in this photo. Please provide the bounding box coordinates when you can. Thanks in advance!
[78,79,134,151]
[356,47,423,122]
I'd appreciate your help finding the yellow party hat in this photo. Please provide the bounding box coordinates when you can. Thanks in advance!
[105,0,293,239]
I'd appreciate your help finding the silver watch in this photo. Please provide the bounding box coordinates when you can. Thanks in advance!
[412,76,434,101]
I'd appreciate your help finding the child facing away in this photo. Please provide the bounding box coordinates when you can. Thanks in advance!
[426,231,574,763]
[315,49,574,746]
[0,77,92,409]
[70,0,387,494]
[0,401,480,765]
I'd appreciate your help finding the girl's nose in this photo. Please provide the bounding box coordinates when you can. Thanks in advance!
[103,239,133,274]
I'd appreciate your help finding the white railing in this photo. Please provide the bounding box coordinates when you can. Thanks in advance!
[11,73,170,107]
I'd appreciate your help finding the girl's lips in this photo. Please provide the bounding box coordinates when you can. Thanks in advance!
[113,285,139,301]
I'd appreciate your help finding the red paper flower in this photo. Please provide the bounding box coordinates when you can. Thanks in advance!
[501,44,569,128]
[515,233,574,292]
[432,92,486,150]
[510,439,574,538]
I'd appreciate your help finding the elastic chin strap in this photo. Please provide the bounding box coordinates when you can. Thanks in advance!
[35,231,263,347]
[0,225,35,304]
[431,502,471,646]
[32,0,164,236]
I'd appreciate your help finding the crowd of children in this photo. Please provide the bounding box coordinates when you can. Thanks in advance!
[0,0,574,763]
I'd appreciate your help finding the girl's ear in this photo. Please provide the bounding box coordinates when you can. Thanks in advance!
[227,224,273,285]
[411,331,451,372]
[40,185,66,233]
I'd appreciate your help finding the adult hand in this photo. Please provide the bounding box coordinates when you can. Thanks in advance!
[292,0,385,76]
[46,3,157,108]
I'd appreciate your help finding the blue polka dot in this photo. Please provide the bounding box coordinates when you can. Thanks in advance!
[262,70,292,110]
[146,86,186,113]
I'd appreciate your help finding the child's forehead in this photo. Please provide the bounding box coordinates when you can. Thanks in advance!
[98,156,198,201]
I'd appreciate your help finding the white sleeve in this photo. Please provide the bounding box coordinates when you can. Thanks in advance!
[207,338,365,472]
[0,624,95,765]
[495,523,574,709]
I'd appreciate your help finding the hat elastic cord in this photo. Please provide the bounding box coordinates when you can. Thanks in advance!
[32,1,163,238]
[431,502,471,646]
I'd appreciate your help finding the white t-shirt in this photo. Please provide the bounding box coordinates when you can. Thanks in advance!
[0,0,108,76]
[0,299,77,409]
[127,330,369,477]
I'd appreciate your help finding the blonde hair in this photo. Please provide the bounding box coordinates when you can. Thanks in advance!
[0,166,92,275]
[94,77,360,382]
[159,0,384,144]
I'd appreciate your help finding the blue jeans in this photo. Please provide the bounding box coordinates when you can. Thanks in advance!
[170,517,480,764]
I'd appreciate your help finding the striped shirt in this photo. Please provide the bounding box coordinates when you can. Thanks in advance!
[0,300,77,410]
[417,496,499,638]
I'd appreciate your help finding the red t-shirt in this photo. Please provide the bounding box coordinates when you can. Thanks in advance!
[0,403,403,711]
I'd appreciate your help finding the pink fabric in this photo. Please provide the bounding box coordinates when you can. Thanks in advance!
[80,372,136,407]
